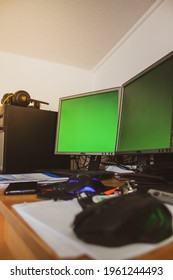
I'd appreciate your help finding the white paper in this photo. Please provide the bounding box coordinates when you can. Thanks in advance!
[106,165,134,174]
[0,173,68,187]
[12,199,173,260]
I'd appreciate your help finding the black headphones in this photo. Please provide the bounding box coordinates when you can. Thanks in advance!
[1,90,49,108]
[2,90,33,107]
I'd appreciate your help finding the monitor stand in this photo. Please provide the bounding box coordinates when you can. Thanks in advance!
[88,155,101,171]
[37,156,114,179]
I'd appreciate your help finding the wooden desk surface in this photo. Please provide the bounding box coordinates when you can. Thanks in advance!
[1,179,173,260]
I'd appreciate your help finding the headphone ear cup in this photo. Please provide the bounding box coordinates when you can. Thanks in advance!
[11,90,30,107]
[1,93,13,105]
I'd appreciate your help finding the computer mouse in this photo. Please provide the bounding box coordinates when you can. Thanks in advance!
[73,192,173,247]
[63,174,109,194]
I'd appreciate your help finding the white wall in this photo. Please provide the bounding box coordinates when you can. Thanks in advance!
[0,52,92,111]
[1,0,172,109]
[92,0,173,90]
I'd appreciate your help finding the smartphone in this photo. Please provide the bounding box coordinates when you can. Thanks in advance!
[4,181,38,195]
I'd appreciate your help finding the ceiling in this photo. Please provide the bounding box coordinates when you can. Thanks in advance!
[0,0,160,70]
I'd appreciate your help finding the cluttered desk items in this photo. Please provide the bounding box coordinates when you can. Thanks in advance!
[9,173,173,260]
[12,196,173,260]
[0,172,68,196]
[0,172,68,185]
[1,169,173,260]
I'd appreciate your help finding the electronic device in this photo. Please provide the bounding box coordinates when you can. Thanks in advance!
[4,182,38,195]
[54,87,121,170]
[0,105,70,174]
[117,51,173,154]
[1,90,49,109]
[62,174,112,193]
[73,192,173,247]
[37,174,115,200]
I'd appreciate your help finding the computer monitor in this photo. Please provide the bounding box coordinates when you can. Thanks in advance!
[117,51,173,155]
[54,87,121,169]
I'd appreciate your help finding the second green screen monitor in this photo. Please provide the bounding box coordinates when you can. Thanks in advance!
[117,53,173,153]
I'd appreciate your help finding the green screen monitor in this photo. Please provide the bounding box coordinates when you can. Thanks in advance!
[55,88,121,158]
[117,51,173,154]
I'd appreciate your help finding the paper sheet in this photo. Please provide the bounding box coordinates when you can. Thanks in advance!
[0,173,68,188]
[12,199,173,260]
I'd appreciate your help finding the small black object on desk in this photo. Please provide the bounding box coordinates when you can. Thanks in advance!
[4,182,38,195]
[73,192,173,247]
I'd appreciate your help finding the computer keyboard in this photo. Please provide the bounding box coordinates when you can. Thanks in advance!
[38,169,115,180]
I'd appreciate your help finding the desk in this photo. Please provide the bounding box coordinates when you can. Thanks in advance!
[1,179,173,260]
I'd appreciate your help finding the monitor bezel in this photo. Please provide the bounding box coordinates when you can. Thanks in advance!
[54,87,122,156]
[116,51,173,155]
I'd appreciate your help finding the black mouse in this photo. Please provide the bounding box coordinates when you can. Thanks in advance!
[63,174,109,194]
[73,192,172,247]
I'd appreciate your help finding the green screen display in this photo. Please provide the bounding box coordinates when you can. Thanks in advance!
[55,89,120,154]
[117,54,173,153]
